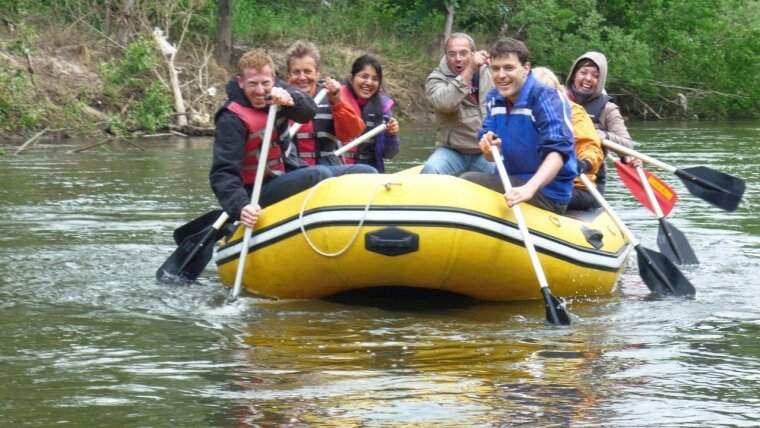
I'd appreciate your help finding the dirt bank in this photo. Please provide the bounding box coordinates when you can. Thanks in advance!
[0,20,434,143]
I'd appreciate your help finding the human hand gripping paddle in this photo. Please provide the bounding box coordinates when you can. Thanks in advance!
[488,144,571,325]
[579,173,696,297]
[156,90,328,284]
[603,139,745,211]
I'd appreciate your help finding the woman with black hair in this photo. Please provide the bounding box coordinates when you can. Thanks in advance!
[340,54,401,173]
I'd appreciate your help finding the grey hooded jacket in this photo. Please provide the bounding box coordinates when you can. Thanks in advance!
[566,52,634,150]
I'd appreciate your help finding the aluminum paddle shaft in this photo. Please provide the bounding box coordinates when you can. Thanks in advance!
[231,104,278,300]
[489,145,571,325]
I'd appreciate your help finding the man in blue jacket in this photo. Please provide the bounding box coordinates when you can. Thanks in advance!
[461,38,577,214]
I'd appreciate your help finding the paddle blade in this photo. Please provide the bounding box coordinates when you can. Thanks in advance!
[541,288,572,325]
[173,209,225,245]
[615,161,677,216]
[636,245,696,297]
[657,219,699,266]
[676,166,745,212]
[157,226,219,283]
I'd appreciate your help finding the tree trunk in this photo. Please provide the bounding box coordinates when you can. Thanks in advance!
[103,0,111,36]
[215,0,232,67]
[117,0,134,46]
[440,2,455,54]
[444,3,455,41]
[168,51,188,127]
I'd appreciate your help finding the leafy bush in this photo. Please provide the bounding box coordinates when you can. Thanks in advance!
[131,82,172,133]
[100,38,173,131]
[0,65,43,131]
[102,38,159,87]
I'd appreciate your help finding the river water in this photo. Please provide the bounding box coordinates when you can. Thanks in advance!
[1,121,758,427]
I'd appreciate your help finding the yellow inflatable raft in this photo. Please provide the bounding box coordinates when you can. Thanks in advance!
[216,171,632,302]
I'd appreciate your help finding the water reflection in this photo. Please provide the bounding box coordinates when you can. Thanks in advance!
[224,299,620,426]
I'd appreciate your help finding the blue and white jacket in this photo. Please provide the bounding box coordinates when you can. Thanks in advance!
[479,72,577,205]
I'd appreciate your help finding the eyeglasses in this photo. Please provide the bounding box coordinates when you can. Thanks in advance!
[446,50,471,59]
[355,73,380,83]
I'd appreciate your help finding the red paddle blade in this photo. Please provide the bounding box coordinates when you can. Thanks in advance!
[615,160,678,216]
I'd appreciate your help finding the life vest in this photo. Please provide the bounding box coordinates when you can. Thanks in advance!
[577,94,612,186]
[226,101,286,184]
[338,85,391,166]
[579,93,610,127]
[291,99,341,166]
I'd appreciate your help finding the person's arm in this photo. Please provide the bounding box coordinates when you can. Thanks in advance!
[322,77,365,142]
[456,50,488,87]
[599,102,633,148]
[276,79,317,124]
[425,70,469,113]
[378,98,400,160]
[209,111,250,221]
[533,90,576,164]
[599,102,641,167]
[571,103,604,174]
[507,152,564,207]
[331,97,366,142]
[507,88,574,204]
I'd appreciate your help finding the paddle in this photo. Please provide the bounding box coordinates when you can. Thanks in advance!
[614,160,677,217]
[156,212,231,283]
[333,123,387,157]
[602,139,745,211]
[172,209,225,246]
[579,174,696,297]
[633,166,699,265]
[231,103,278,301]
[489,145,571,325]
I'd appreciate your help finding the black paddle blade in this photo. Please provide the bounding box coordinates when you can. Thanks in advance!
[541,287,572,325]
[657,219,699,266]
[636,245,696,297]
[156,226,219,283]
[173,209,225,245]
[676,166,745,212]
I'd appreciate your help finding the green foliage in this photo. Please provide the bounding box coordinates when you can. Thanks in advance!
[1,0,759,124]
[102,38,159,87]
[0,147,6,156]
[5,21,38,56]
[100,38,173,132]
[0,63,43,131]
[131,83,172,133]
[0,0,51,16]
[50,101,93,135]
[105,114,129,138]
[455,0,511,35]
[609,0,760,118]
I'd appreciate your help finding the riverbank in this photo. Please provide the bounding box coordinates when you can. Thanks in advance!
[0,18,434,144]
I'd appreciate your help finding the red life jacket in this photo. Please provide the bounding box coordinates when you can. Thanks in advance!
[292,119,318,166]
[227,101,286,184]
[291,100,343,166]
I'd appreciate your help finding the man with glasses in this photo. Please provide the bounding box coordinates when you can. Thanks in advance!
[422,33,495,175]
[210,49,322,228]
